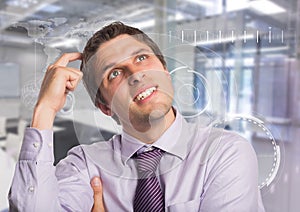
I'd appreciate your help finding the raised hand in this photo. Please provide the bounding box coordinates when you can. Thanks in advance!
[31,52,83,130]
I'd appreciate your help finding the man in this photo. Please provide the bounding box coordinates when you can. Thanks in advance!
[9,22,265,211]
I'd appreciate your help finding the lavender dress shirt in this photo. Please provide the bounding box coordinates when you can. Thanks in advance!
[9,113,265,211]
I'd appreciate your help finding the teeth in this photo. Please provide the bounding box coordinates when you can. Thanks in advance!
[136,87,156,101]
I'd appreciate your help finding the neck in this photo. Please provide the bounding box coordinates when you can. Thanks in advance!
[123,107,175,144]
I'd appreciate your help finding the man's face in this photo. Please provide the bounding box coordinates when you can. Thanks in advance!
[94,34,174,131]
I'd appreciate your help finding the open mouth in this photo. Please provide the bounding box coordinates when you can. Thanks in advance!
[134,86,157,102]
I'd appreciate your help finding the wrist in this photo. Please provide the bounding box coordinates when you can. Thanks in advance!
[31,104,56,130]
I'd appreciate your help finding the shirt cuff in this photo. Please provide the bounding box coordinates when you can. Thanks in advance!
[19,127,54,162]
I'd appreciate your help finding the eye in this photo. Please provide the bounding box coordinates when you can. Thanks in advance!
[108,69,122,81]
[136,54,148,62]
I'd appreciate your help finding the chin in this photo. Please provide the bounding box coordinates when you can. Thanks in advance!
[150,104,172,119]
[132,102,172,121]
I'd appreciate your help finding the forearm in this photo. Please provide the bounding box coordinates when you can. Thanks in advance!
[31,104,56,130]
[8,128,59,211]
[9,160,60,211]
[8,128,93,211]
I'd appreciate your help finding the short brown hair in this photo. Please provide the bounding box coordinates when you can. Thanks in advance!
[80,21,166,106]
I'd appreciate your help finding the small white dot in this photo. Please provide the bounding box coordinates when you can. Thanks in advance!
[33,142,40,148]
[48,143,53,147]
[29,186,34,192]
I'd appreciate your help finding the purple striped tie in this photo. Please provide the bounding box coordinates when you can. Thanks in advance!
[133,148,165,212]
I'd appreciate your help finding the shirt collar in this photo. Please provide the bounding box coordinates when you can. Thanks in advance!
[120,108,188,164]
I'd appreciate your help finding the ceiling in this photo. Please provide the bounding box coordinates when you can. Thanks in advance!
[0,0,298,50]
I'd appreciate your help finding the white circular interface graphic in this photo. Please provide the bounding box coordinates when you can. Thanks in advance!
[215,115,282,190]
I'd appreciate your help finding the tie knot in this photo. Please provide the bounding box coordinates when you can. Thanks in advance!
[135,148,164,177]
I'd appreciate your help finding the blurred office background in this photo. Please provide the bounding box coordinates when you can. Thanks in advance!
[0,0,299,211]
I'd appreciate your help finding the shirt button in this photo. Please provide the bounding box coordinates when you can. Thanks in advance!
[29,186,34,192]
[33,142,40,148]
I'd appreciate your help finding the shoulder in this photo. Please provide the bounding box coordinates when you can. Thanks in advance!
[58,134,121,166]
[202,128,258,176]
[214,129,256,159]
[196,128,261,210]
[80,134,121,158]
[56,134,122,176]
[191,126,256,166]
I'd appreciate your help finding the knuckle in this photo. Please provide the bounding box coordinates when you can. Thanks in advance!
[47,64,55,71]
[52,66,61,74]
[78,71,84,77]
[48,64,61,73]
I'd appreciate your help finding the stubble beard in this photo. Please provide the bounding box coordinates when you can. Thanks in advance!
[127,98,173,133]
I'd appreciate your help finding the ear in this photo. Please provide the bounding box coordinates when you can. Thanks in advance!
[97,102,113,116]
[163,67,171,79]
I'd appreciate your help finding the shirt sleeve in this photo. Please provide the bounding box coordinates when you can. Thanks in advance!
[8,128,94,211]
[200,135,265,212]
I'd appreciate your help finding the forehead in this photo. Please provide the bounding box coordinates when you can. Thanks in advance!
[95,34,152,65]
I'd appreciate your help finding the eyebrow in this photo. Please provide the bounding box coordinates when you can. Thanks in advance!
[101,48,152,74]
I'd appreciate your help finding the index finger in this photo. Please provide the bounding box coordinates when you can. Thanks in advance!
[54,52,83,67]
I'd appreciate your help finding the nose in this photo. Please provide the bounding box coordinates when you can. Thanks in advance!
[128,71,145,86]
[127,68,145,86]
